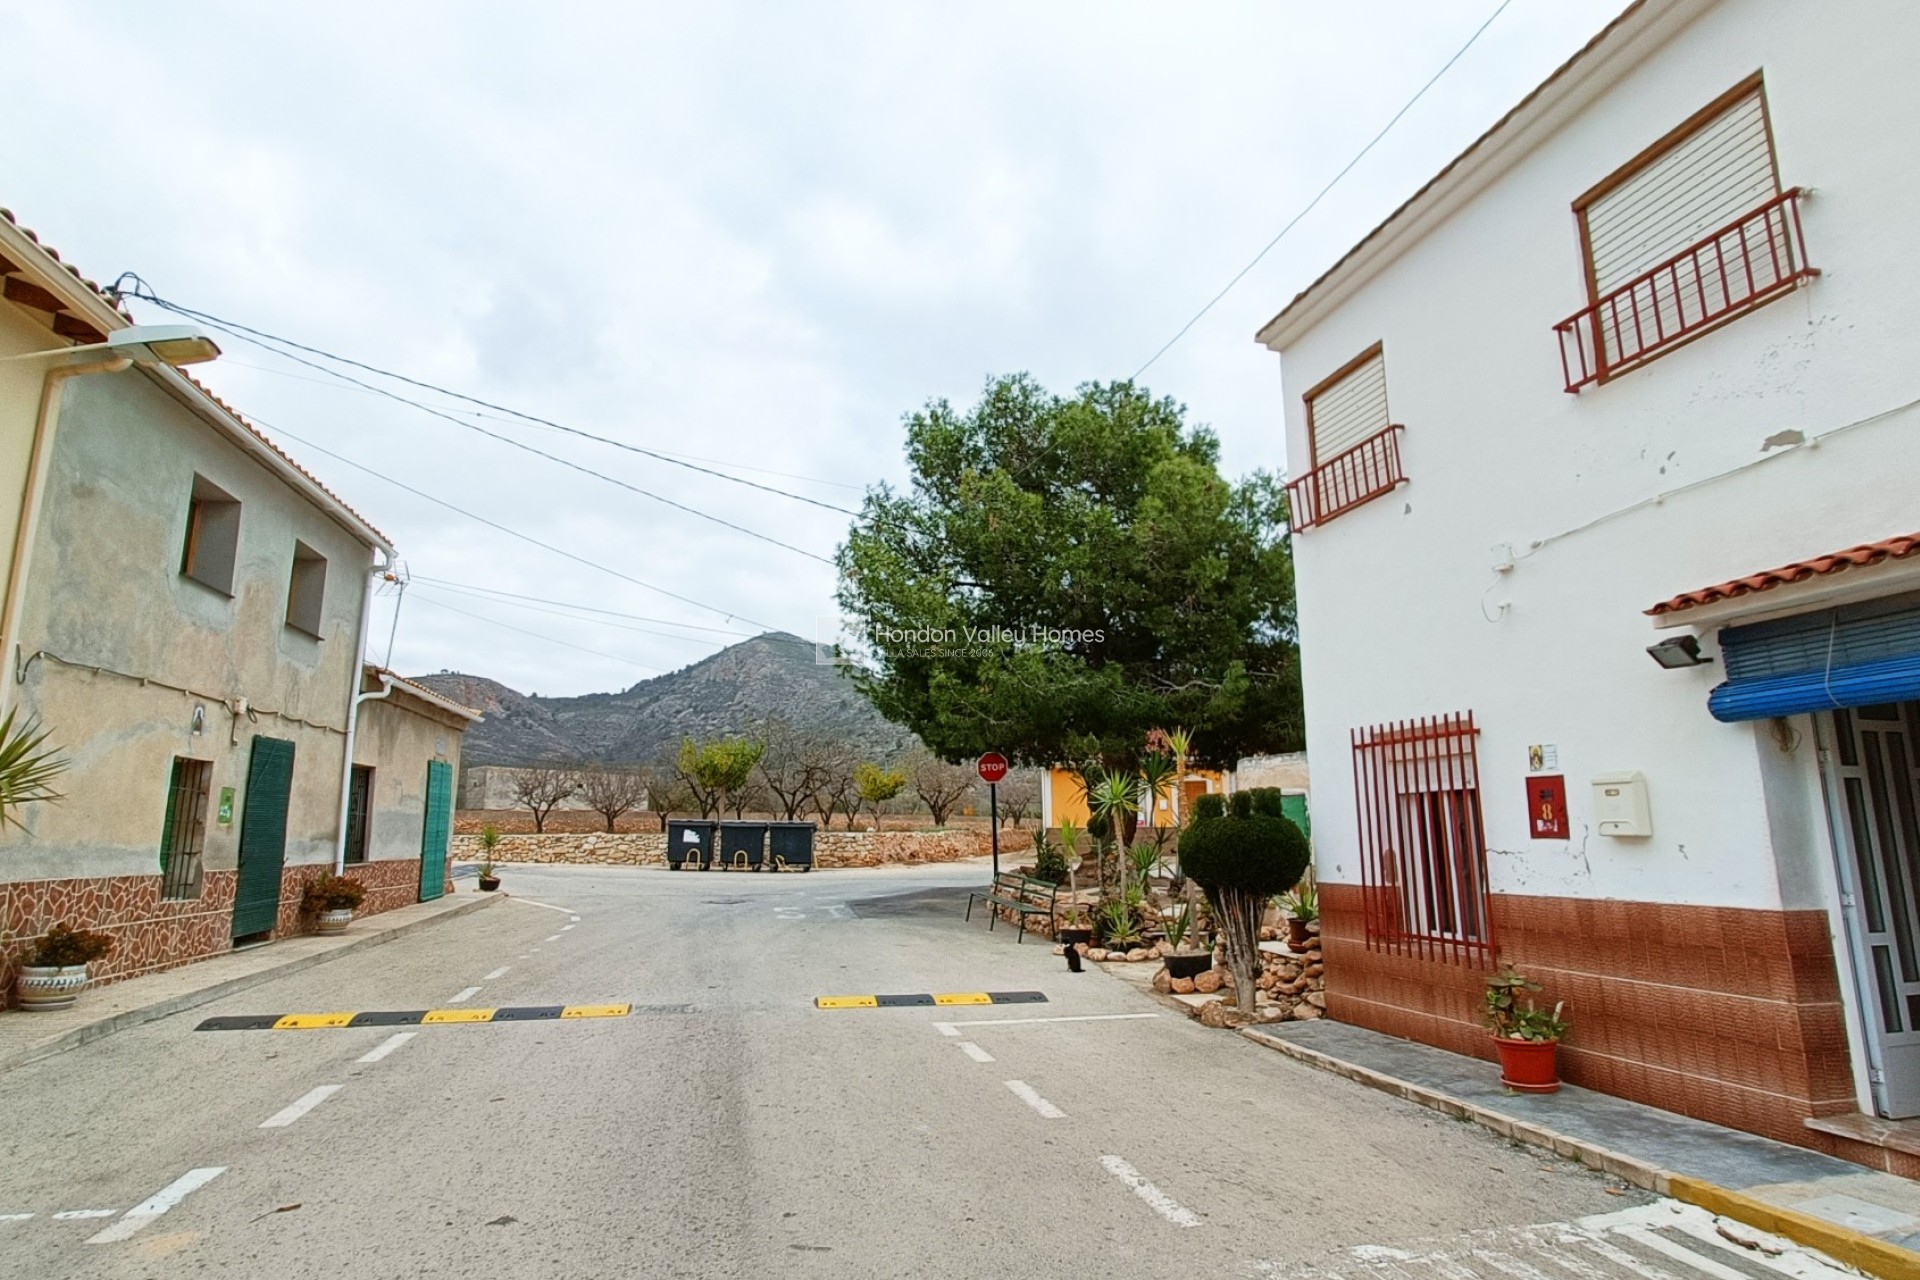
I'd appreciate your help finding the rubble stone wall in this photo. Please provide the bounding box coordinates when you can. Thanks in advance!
[450,828,988,869]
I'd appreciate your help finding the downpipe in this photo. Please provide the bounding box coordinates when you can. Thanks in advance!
[333,554,396,873]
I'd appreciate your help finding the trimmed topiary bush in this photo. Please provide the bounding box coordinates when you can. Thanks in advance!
[1180,806,1310,1013]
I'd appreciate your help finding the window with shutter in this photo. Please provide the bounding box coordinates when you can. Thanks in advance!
[1287,343,1406,532]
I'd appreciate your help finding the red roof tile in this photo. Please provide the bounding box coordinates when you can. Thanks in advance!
[0,206,133,319]
[1647,533,1920,616]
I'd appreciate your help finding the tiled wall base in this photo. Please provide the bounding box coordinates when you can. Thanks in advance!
[1320,884,1859,1159]
[2,859,427,1008]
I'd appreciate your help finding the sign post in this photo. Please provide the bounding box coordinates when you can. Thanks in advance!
[977,752,1009,878]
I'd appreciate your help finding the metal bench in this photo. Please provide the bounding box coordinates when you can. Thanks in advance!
[965,872,1059,943]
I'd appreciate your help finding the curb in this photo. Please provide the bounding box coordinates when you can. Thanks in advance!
[1237,1026,1918,1280]
[0,893,501,1075]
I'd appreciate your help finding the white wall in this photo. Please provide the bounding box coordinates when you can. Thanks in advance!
[1272,0,1920,911]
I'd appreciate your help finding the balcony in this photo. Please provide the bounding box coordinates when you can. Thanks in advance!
[1286,425,1406,532]
[1555,187,1817,392]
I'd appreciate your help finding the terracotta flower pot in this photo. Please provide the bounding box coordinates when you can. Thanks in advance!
[479,876,501,892]
[1493,1035,1561,1093]
[17,963,89,1012]
[1287,917,1314,951]
[315,908,354,935]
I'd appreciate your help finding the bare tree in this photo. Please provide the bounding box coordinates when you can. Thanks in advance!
[579,768,647,832]
[996,770,1038,827]
[511,765,578,834]
[910,753,974,827]
[756,719,839,821]
[813,742,862,830]
[641,761,694,831]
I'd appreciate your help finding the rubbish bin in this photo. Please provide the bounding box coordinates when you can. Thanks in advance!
[768,821,816,872]
[718,821,768,870]
[666,819,716,870]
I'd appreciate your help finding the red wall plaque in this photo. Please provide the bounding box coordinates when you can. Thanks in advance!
[1528,774,1569,840]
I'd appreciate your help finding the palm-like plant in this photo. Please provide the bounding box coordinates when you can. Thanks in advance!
[0,709,67,832]
[1082,766,1143,900]
[1056,818,1085,929]
[1138,749,1176,856]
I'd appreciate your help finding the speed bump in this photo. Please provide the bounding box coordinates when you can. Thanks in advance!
[814,992,1046,1010]
[559,1004,631,1019]
[422,1008,495,1024]
[195,1004,633,1031]
[272,1012,357,1030]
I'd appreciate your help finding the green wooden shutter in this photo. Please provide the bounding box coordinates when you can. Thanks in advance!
[419,759,452,902]
[233,737,296,938]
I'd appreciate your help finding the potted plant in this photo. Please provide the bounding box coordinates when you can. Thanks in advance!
[1485,965,1569,1093]
[1160,903,1211,980]
[301,873,367,934]
[1098,898,1142,951]
[477,824,503,891]
[1280,879,1318,951]
[15,922,114,1011]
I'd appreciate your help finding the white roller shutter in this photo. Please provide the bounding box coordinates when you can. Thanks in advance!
[1308,349,1389,465]
[1584,87,1777,295]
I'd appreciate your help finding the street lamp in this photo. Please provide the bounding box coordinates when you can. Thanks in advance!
[1646,635,1711,669]
[0,323,221,367]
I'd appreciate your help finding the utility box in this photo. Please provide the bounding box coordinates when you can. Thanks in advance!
[1591,772,1652,838]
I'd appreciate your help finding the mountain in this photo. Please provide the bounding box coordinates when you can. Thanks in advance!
[412,632,918,767]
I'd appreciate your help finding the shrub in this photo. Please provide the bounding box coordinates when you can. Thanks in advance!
[1189,792,1227,822]
[29,923,114,968]
[1032,836,1068,885]
[301,873,367,913]
[1180,807,1311,1013]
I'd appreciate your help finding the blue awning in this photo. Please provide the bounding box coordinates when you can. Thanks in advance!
[1709,652,1920,722]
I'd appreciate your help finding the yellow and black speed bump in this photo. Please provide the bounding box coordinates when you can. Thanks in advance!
[813,991,1047,1010]
[195,1004,631,1031]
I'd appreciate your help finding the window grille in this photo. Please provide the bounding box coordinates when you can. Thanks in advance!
[159,757,213,901]
[344,765,373,864]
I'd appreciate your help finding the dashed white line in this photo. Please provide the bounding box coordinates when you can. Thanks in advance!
[1100,1155,1201,1228]
[483,966,511,981]
[569,915,581,922]
[958,1042,995,1063]
[448,986,482,1004]
[1004,1080,1065,1119]
[358,1032,417,1063]
[0,1212,33,1222]
[932,1022,962,1037]
[561,924,575,931]
[544,934,561,943]
[53,1209,115,1220]
[260,1085,342,1129]
[508,897,576,915]
[86,1167,226,1245]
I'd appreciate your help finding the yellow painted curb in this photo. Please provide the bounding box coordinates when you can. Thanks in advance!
[422,1009,496,1024]
[560,1004,631,1019]
[1667,1175,1920,1280]
[272,1012,356,1030]
[932,993,992,1006]
[815,996,880,1009]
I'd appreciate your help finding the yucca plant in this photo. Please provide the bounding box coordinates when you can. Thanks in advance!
[1082,766,1142,900]
[0,709,68,832]
[1056,818,1085,929]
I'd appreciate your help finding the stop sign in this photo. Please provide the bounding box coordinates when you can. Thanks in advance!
[976,752,1009,784]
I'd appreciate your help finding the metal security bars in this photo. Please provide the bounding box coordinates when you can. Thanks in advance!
[1286,425,1406,532]
[344,765,373,864]
[159,757,213,901]
[1350,712,1495,965]
[1556,188,1816,391]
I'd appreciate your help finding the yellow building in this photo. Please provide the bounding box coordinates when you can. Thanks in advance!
[1040,765,1225,831]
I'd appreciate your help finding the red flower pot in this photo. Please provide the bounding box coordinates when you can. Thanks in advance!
[1493,1036,1561,1093]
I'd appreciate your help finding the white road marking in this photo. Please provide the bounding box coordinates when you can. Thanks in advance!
[543,934,561,943]
[1100,1155,1202,1228]
[570,915,580,922]
[937,1013,1161,1030]
[0,1213,33,1222]
[508,898,576,915]
[358,1032,417,1063]
[260,1084,343,1129]
[448,986,482,1004]
[1617,1228,1752,1280]
[958,1042,995,1063]
[1004,1080,1065,1119]
[53,1210,115,1220]
[86,1167,226,1245]
[483,966,511,981]
[561,924,575,931]
[932,1023,962,1037]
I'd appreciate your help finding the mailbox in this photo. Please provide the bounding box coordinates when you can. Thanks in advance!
[1591,771,1652,838]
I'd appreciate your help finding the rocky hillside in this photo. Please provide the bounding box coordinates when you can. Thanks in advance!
[413,632,917,767]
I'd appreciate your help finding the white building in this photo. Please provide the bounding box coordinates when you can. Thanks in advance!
[1258,0,1920,1171]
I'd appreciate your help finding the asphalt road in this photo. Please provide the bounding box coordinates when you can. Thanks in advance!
[0,861,1850,1279]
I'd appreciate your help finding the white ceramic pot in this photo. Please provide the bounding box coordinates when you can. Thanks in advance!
[16,963,89,1011]
[315,908,353,934]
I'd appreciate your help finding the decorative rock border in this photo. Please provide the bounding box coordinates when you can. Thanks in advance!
[450,828,989,869]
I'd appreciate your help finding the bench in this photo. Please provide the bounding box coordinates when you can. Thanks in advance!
[965,873,1060,943]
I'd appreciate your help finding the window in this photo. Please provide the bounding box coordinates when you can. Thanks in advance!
[286,541,327,637]
[1557,76,1816,390]
[1349,712,1494,964]
[159,757,213,900]
[344,765,373,864]
[181,475,240,595]
[1286,343,1406,531]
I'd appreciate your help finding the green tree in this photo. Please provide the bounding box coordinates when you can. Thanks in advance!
[1180,790,1311,1014]
[837,374,1300,771]
[675,736,765,820]
[852,761,906,828]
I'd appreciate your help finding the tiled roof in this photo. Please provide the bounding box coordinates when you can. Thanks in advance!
[0,206,133,320]
[1647,533,1920,616]
[366,665,484,721]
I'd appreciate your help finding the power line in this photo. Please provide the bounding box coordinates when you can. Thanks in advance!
[409,581,753,647]
[1131,0,1516,379]
[406,593,662,671]
[251,414,782,632]
[407,576,758,637]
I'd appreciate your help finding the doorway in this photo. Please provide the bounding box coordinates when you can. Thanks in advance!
[233,736,296,941]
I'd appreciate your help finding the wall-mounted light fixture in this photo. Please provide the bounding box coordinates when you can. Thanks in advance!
[1646,635,1711,669]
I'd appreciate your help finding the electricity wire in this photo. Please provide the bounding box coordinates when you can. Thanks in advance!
[408,582,753,646]
[406,593,662,672]
[407,576,758,637]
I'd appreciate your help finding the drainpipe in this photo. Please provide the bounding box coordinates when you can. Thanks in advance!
[0,355,132,711]
[334,555,396,873]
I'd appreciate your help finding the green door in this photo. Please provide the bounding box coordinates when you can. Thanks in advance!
[1281,792,1311,839]
[419,759,452,902]
[233,736,296,939]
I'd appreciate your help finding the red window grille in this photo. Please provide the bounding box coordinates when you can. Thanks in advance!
[1286,425,1406,532]
[1350,712,1496,965]
[1556,188,1817,392]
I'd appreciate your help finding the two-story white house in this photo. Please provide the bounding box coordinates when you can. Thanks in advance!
[1259,0,1920,1172]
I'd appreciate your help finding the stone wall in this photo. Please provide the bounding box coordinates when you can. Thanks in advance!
[452,828,989,869]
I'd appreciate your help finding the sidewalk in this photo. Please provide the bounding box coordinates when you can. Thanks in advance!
[1241,1017,1920,1280]
[0,889,501,1074]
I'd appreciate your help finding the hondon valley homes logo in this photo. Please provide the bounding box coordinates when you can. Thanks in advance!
[814,616,1105,664]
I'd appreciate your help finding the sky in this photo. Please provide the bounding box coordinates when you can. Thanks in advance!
[0,0,1625,697]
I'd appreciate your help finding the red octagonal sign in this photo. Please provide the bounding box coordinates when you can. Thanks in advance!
[976,752,1009,785]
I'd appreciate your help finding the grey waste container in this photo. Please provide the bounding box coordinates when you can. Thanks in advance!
[768,821,816,871]
[666,820,716,870]
[718,821,768,870]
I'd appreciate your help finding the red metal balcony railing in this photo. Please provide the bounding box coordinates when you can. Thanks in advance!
[1286,425,1406,532]
[1556,187,1817,392]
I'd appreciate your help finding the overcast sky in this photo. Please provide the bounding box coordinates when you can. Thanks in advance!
[2,0,1624,697]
